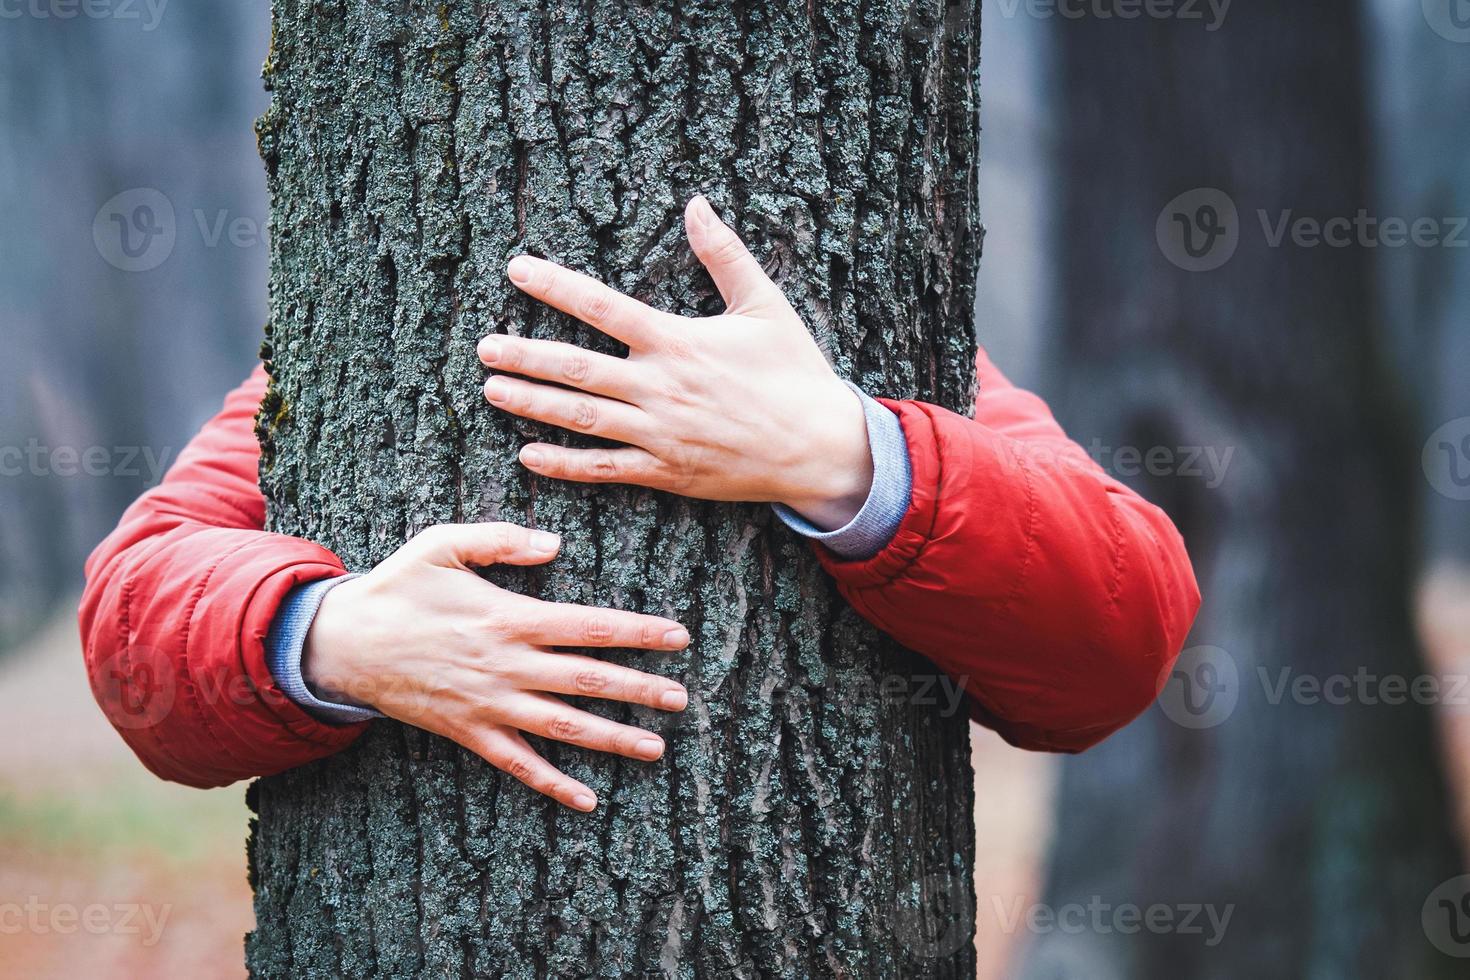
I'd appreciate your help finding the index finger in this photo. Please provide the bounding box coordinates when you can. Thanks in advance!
[507,254,666,349]
[405,522,561,569]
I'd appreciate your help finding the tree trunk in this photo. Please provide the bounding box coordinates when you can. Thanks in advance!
[1025,4,1463,979]
[247,2,980,976]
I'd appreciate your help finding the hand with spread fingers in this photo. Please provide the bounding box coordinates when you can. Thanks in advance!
[301,521,690,812]
[479,195,875,532]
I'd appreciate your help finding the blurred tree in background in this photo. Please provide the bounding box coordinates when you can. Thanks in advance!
[1368,0,1470,858]
[0,6,270,649]
[1369,0,1470,573]
[1026,2,1465,977]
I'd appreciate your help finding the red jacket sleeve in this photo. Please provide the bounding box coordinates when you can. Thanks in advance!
[78,365,366,788]
[819,348,1201,752]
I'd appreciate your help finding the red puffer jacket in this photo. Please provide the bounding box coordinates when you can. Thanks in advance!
[79,349,1200,787]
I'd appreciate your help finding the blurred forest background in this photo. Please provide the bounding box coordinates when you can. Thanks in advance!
[1,1,1467,977]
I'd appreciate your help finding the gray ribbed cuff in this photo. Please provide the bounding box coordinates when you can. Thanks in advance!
[265,574,384,725]
[772,382,913,560]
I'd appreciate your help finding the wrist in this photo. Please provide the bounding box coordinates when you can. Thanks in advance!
[301,577,374,709]
[778,381,874,531]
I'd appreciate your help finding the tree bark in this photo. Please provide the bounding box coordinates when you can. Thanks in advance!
[1026,4,1464,979]
[247,2,980,977]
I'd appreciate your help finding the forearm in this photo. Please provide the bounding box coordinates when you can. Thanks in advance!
[80,519,367,787]
[79,366,369,786]
[816,396,1200,752]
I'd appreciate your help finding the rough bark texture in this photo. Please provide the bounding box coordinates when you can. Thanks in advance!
[1024,4,1464,979]
[247,2,980,977]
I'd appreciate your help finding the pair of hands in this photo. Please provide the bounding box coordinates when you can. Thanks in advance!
[304,197,874,810]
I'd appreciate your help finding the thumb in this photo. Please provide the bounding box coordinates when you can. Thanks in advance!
[685,195,787,315]
[407,522,561,569]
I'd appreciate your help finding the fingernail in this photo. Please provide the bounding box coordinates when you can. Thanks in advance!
[531,530,560,553]
[663,627,690,649]
[635,737,665,761]
[660,689,688,711]
[484,377,509,403]
[507,255,534,285]
[521,446,545,468]
[478,338,501,363]
[690,194,716,228]
[573,791,597,811]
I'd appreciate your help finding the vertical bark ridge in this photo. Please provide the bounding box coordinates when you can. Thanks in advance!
[251,2,980,976]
